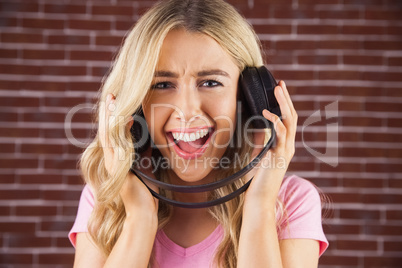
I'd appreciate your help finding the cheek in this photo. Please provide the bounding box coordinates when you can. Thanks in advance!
[209,97,238,143]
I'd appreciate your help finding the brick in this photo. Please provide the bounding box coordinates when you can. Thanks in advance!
[319,40,361,50]
[0,2,39,13]
[67,81,101,91]
[389,178,402,188]
[0,127,39,138]
[342,117,384,127]
[0,206,10,216]
[297,24,339,35]
[24,80,66,91]
[70,50,114,61]
[387,118,402,128]
[319,9,361,19]
[384,241,402,251]
[363,224,402,235]
[253,24,292,34]
[22,49,65,60]
[44,158,78,170]
[116,19,135,31]
[365,9,401,20]
[327,192,362,203]
[0,48,18,58]
[8,234,52,247]
[41,65,87,76]
[363,40,401,50]
[363,71,402,82]
[386,210,402,220]
[19,174,63,185]
[40,220,74,232]
[1,32,43,43]
[343,178,384,189]
[0,158,38,169]
[0,253,33,265]
[0,222,36,233]
[91,5,134,16]
[0,142,15,153]
[42,127,92,139]
[0,173,15,184]
[319,255,359,266]
[363,194,402,205]
[41,190,81,201]
[364,256,402,267]
[337,239,377,251]
[343,55,384,66]
[388,56,402,66]
[365,101,401,112]
[62,204,80,216]
[22,18,65,30]
[68,19,111,31]
[44,4,86,14]
[273,7,316,19]
[318,70,361,80]
[340,209,380,220]
[363,132,402,143]
[275,40,317,50]
[0,16,18,27]
[65,174,84,185]
[48,34,90,45]
[0,97,39,108]
[38,253,74,265]
[22,112,65,123]
[273,70,315,80]
[298,0,340,4]
[298,54,338,65]
[341,25,386,35]
[92,66,112,77]
[56,237,73,247]
[96,35,124,46]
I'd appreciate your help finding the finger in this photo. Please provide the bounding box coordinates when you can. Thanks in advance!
[274,84,292,124]
[278,81,298,143]
[278,81,296,117]
[263,109,287,148]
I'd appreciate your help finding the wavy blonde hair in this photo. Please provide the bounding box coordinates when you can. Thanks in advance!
[80,0,283,267]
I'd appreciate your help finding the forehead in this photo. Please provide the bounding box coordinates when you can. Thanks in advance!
[156,28,239,75]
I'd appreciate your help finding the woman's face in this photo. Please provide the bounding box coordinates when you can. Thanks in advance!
[142,28,240,184]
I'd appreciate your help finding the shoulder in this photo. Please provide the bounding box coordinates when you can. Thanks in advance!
[276,175,329,256]
[277,175,322,221]
[279,175,320,202]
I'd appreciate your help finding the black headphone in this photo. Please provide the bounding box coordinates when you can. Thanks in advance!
[130,66,281,208]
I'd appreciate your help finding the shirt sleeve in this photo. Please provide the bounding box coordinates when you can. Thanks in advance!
[68,184,95,248]
[277,175,329,257]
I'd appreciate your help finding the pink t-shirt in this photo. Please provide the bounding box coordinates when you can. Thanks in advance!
[69,175,328,267]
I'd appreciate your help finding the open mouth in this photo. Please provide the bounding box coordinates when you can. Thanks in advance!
[166,127,215,159]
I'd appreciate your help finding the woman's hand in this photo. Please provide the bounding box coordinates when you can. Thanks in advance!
[98,93,159,218]
[244,80,298,211]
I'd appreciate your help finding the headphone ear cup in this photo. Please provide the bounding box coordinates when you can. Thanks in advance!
[131,108,150,154]
[239,66,279,129]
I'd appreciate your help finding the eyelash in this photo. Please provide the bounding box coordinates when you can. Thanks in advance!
[151,79,224,90]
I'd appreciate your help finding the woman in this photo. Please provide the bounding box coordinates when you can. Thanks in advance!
[69,0,328,267]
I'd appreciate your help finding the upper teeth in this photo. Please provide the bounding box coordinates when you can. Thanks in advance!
[172,129,209,142]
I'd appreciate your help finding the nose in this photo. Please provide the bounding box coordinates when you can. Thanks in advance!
[173,84,203,123]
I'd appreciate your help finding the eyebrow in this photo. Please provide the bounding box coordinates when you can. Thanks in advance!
[153,69,230,78]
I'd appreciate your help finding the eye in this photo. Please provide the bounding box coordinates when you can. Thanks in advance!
[151,81,174,90]
[201,80,223,88]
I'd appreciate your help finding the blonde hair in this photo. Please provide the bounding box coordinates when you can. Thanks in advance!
[79,0,280,267]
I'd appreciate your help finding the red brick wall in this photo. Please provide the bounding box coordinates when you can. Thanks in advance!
[0,0,401,267]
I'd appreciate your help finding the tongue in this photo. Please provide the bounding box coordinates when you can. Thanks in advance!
[177,136,208,154]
